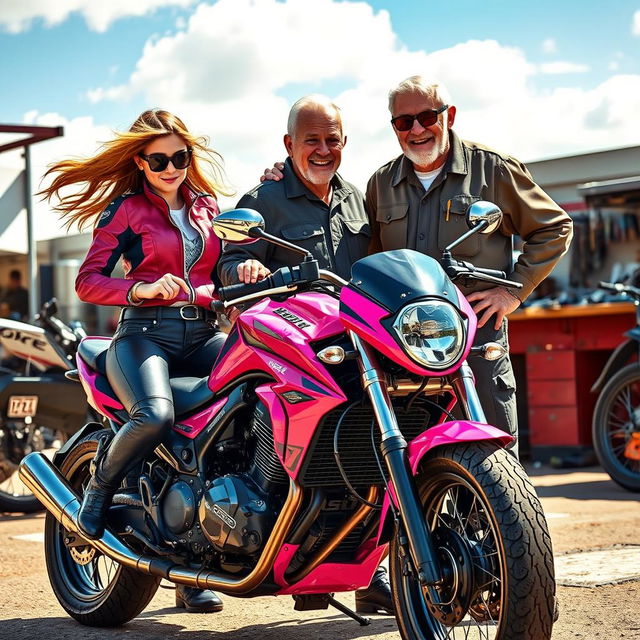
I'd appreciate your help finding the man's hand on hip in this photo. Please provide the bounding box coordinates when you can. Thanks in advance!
[237,260,271,284]
[466,287,521,330]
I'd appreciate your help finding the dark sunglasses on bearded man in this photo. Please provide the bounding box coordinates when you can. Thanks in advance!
[390,105,448,132]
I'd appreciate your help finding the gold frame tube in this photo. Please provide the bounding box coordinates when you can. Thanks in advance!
[286,486,379,583]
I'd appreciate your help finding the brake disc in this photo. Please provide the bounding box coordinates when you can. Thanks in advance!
[64,531,96,566]
[425,526,474,626]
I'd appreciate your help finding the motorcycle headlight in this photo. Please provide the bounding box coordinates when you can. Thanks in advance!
[392,301,465,370]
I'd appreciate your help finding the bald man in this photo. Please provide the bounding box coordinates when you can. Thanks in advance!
[218,95,370,286]
[218,96,393,616]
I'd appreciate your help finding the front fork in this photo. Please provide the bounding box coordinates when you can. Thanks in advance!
[450,361,486,423]
[350,332,445,603]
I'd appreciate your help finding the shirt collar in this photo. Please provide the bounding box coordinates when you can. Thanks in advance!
[446,130,468,175]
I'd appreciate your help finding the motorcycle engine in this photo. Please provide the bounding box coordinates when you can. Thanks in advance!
[198,475,274,556]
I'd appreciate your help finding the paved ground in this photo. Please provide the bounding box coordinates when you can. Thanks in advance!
[0,464,639,639]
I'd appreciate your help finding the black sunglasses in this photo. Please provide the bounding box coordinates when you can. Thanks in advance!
[138,148,192,172]
[390,105,448,132]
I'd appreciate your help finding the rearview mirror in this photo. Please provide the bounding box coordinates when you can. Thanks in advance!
[212,208,265,244]
[466,201,502,234]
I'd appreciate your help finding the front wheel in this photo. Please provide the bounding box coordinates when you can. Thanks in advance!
[592,363,640,492]
[44,429,160,626]
[390,443,555,640]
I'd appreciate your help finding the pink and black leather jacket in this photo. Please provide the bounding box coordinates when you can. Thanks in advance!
[76,181,221,308]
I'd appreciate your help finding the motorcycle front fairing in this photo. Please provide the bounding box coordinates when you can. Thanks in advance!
[339,250,514,541]
[340,250,477,376]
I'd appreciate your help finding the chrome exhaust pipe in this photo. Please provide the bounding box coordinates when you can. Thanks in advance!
[19,452,302,593]
[19,452,154,570]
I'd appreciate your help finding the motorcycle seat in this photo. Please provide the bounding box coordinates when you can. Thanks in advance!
[77,337,111,371]
[77,338,216,417]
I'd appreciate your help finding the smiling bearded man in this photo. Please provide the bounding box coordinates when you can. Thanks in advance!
[366,75,573,454]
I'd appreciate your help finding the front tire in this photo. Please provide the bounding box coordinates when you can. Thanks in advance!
[592,363,640,492]
[44,429,160,626]
[389,443,555,640]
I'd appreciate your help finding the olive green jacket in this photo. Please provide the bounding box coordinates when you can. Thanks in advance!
[365,131,573,301]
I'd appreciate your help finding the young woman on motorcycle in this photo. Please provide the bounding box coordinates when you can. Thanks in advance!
[41,109,230,612]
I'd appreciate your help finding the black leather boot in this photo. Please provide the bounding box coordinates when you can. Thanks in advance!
[175,585,223,612]
[355,566,394,615]
[77,474,117,540]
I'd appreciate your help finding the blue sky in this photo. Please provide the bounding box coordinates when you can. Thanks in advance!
[1,0,639,237]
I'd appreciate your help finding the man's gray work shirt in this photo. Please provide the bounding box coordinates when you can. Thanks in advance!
[218,158,370,284]
[365,130,573,301]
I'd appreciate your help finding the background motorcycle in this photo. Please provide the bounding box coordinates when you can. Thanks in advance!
[591,281,640,491]
[0,299,92,512]
[20,203,555,640]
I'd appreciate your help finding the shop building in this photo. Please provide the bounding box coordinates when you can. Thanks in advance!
[511,145,640,461]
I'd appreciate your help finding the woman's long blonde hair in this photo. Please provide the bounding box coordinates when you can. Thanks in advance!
[40,109,234,231]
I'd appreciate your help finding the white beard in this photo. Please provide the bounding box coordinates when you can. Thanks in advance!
[403,145,440,170]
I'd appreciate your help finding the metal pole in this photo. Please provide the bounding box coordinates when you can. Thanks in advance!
[24,145,38,319]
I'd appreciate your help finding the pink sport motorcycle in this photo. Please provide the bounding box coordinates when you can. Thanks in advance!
[19,202,554,639]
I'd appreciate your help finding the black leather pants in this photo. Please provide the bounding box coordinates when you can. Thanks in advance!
[97,312,225,487]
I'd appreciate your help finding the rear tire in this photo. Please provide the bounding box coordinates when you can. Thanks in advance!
[0,426,67,513]
[43,429,160,626]
[389,443,555,640]
[592,363,640,492]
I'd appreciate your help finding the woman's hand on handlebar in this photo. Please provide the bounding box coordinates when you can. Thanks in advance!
[259,162,285,183]
[237,260,271,284]
[134,274,190,301]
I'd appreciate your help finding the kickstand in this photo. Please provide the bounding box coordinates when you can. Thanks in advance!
[327,595,371,626]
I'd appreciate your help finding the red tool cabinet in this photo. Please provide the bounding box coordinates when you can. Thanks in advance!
[508,303,636,458]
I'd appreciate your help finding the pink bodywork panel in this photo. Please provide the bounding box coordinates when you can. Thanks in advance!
[272,540,388,594]
[175,397,227,439]
[210,293,344,392]
[208,293,347,479]
[76,338,123,422]
[406,420,513,473]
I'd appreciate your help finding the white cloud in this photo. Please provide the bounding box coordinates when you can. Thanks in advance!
[22,0,640,204]
[538,61,590,74]
[84,0,542,190]
[633,10,640,35]
[0,0,196,33]
[541,38,557,54]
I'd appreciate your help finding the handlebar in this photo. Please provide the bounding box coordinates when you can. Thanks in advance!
[215,259,323,310]
[218,274,277,303]
[34,298,82,345]
[598,281,640,301]
[441,252,523,289]
[467,264,507,279]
